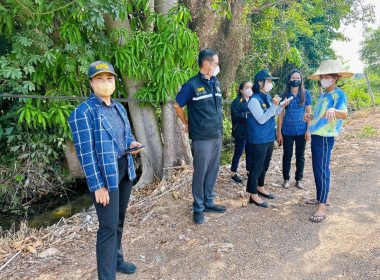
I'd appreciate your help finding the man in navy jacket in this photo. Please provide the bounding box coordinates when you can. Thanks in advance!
[174,49,227,224]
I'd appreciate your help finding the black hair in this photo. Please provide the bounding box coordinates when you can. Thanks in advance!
[198,48,217,68]
[238,81,251,97]
[284,69,305,106]
[330,74,340,84]
[253,79,266,93]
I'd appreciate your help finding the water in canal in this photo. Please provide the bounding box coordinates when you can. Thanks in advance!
[0,145,235,231]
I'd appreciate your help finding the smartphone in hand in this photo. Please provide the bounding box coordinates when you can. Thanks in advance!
[280,95,294,106]
[125,145,145,154]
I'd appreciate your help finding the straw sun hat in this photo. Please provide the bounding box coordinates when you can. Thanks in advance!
[308,59,354,80]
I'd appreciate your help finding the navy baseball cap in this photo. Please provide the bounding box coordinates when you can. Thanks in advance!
[254,70,279,83]
[88,61,117,79]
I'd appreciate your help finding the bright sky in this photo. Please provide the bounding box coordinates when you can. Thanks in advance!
[331,0,380,74]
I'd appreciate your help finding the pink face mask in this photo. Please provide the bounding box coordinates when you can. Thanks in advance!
[263,82,273,93]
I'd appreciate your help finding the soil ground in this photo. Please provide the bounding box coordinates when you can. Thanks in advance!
[1,110,379,280]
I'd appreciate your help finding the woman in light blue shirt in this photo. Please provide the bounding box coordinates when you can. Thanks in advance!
[304,59,353,223]
[277,69,312,189]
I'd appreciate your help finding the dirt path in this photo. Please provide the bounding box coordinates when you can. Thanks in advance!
[1,111,380,280]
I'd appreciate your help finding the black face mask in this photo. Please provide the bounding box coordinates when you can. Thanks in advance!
[290,80,301,87]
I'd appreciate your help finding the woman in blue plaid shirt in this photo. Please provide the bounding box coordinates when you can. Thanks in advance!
[69,61,143,280]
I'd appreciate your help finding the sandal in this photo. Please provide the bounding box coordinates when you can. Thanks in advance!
[282,180,290,189]
[305,198,331,206]
[309,213,327,223]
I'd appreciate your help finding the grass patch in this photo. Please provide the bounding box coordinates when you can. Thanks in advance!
[357,126,379,138]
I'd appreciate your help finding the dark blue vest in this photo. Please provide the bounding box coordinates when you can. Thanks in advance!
[247,92,276,144]
[186,73,223,140]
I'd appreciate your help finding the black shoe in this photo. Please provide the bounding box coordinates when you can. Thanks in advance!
[193,212,204,224]
[117,262,137,275]
[258,191,275,199]
[231,174,243,183]
[204,204,227,213]
[248,196,269,208]
[296,180,305,189]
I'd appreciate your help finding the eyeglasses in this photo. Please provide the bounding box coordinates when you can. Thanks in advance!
[209,61,219,66]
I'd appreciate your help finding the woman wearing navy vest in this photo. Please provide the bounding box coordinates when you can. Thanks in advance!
[277,69,312,189]
[230,81,253,183]
[246,70,289,207]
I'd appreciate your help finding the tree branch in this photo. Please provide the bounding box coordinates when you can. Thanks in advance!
[250,0,294,15]
[14,0,78,16]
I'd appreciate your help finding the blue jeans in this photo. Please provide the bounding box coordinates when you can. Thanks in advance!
[231,138,252,173]
[311,135,335,204]
[90,156,133,280]
[192,138,222,212]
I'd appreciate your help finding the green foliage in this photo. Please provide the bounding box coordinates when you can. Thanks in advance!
[0,119,68,211]
[0,0,198,117]
[222,104,232,143]
[210,0,232,20]
[0,0,199,206]
[237,0,374,90]
[223,117,232,143]
[14,96,75,139]
[6,125,62,164]
[110,6,199,105]
[341,73,380,110]
[360,25,380,75]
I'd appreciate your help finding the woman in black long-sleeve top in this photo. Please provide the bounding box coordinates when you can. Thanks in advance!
[230,81,253,183]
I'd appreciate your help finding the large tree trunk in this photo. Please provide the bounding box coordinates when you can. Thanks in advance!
[183,0,250,94]
[156,0,193,179]
[216,0,248,96]
[161,99,193,178]
[64,139,84,178]
[103,14,163,187]
[183,0,249,95]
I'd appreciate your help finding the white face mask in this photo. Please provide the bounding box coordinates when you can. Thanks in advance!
[210,65,220,77]
[321,78,334,89]
[243,88,253,97]
[263,82,273,93]
[92,81,115,97]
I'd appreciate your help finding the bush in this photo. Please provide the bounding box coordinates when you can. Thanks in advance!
[0,104,71,212]
[222,104,232,144]
[341,74,380,110]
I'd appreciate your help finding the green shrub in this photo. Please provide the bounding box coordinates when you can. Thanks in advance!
[342,74,380,110]
[0,105,71,212]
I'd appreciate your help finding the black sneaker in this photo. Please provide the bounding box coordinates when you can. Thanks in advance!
[117,262,137,275]
[204,204,227,213]
[193,212,204,224]
[231,174,243,183]
[296,180,305,189]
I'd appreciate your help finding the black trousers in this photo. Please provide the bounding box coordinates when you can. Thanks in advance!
[282,134,306,181]
[90,156,133,280]
[246,142,274,194]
